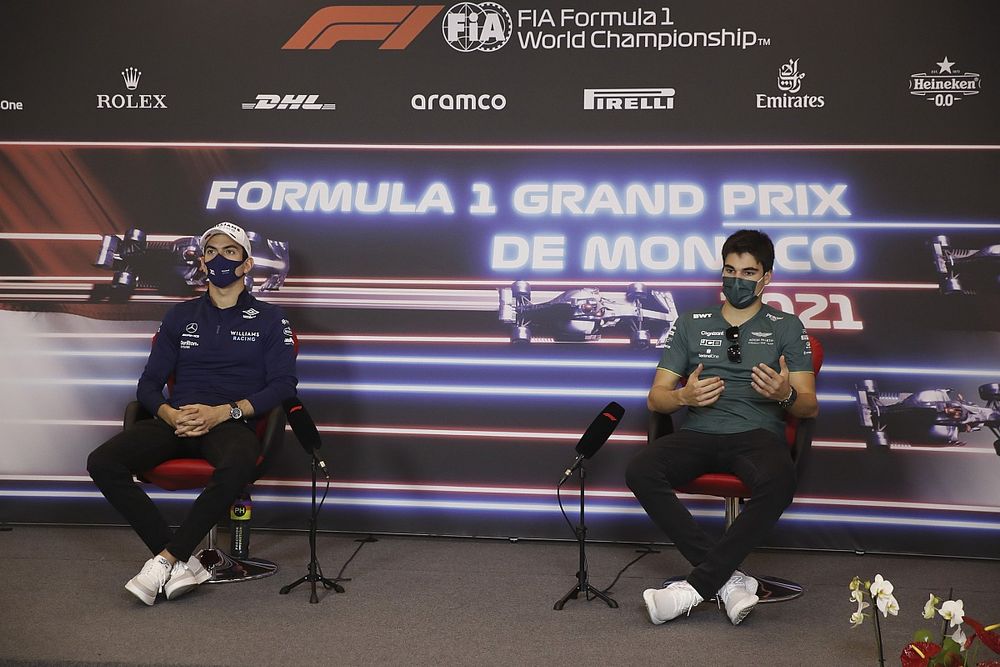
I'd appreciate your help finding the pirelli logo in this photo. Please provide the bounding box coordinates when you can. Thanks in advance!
[283,5,444,50]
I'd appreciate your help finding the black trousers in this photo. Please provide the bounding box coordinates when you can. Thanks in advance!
[87,418,261,562]
[625,428,796,600]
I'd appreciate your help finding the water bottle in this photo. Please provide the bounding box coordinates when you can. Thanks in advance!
[229,490,252,559]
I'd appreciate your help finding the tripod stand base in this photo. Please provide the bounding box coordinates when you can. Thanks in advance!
[553,580,619,610]
[197,548,277,584]
[280,570,346,603]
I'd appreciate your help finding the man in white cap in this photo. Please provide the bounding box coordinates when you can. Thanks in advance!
[88,222,297,605]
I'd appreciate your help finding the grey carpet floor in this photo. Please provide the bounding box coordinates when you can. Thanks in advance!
[0,525,998,666]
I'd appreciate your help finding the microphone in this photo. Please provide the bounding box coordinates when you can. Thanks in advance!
[559,402,625,485]
[282,397,329,477]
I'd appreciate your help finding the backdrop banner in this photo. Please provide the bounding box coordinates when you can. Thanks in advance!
[1,1,998,557]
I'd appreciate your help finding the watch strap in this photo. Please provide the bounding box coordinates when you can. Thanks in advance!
[777,386,797,410]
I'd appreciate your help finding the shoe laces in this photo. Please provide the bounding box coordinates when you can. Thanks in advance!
[718,572,746,608]
[668,583,701,616]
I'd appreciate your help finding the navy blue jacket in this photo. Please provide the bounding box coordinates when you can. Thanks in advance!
[137,290,297,419]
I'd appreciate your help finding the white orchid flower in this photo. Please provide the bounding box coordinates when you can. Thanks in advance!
[923,594,941,620]
[877,594,899,617]
[939,599,965,627]
[869,574,894,599]
[850,596,870,627]
[851,589,864,603]
[951,626,968,649]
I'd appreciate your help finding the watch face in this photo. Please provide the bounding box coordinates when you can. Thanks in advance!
[231,406,243,420]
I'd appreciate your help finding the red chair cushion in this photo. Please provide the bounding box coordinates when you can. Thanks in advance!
[142,454,265,491]
[143,459,216,491]
[678,473,751,497]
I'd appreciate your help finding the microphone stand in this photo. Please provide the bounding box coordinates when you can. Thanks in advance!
[553,462,618,610]
[279,456,344,603]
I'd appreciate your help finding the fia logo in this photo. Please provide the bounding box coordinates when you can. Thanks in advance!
[443,2,512,52]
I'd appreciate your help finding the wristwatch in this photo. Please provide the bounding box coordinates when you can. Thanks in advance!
[229,402,243,421]
[777,386,797,410]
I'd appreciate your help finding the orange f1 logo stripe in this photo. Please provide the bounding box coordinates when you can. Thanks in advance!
[283,5,444,50]
[602,412,618,421]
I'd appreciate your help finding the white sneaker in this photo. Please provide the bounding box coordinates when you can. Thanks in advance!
[125,555,172,606]
[186,555,212,585]
[721,569,759,596]
[163,556,211,600]
[642,581,705,625]
[718,570,759,625]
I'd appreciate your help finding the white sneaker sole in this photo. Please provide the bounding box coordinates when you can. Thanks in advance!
[189,566,212,585]
[164,579,197,601]
[642,588,666,625]
[125,578,158,606]
[728,595,759,625]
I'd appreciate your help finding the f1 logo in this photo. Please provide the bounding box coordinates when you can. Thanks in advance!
[283,5,444,50]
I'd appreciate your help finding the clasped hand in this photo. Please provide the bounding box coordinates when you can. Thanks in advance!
[163,404,228,437]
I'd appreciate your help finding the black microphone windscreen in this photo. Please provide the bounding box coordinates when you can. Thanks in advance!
[574,402,625,459]
[283,396,321,452]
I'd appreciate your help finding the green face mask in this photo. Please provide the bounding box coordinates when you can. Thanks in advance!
[722,275,765,309]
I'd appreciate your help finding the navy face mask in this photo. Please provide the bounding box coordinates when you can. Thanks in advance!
[205,254,245,288]
[721,275,765,309]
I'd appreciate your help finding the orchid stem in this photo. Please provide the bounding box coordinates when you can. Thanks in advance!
[872,594,886,667]
[940,587,953,646]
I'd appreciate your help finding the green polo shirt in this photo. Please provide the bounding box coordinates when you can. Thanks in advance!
[657,303,813,436]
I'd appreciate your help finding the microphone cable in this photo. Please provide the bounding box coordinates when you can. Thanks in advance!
[557,477,660,597]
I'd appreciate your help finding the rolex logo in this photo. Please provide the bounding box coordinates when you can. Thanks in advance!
[121,67,141,90]
[97,66,167,110]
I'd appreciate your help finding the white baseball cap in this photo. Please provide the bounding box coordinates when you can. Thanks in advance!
[200,222,252,258]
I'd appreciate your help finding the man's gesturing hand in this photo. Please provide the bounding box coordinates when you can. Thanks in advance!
[677,363,725,407]
[751,355,791,401]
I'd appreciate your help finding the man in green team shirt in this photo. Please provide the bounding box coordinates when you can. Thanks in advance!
[626,229,818,626]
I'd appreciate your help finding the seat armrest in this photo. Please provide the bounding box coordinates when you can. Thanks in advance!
[791,416,815,475]
[124,401,153,429]
[648,410,675,444]
[255,405,287,477]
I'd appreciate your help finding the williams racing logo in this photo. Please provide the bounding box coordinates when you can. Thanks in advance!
[231,330,260,342]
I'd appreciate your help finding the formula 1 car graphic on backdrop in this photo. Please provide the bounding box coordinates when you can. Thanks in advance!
[91,228,289,301]
[932,235,1000,295]
[498,281,678,348]
[856,379,1000,454]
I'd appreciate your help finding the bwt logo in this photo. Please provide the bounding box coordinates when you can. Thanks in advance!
[283,5,444,50]
[583,88,675,110]
[443,2,512,52]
